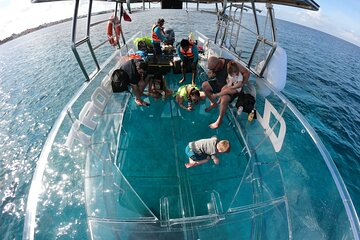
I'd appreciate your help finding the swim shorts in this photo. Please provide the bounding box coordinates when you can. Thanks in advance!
[185,145,209,161]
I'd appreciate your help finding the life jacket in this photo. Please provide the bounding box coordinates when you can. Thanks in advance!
[151,24,165,43]
[180,43,194,59]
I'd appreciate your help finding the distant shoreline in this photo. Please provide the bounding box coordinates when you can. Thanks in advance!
[0,10,112,45]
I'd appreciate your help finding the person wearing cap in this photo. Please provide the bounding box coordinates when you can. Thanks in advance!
[202,56,250,129]
[177,39,199,86]
[119,59,150,106]
[151,18,167,57]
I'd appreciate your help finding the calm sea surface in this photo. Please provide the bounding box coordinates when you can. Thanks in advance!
[0,9,359,239]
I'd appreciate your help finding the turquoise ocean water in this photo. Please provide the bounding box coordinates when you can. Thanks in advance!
[0,9,359,239]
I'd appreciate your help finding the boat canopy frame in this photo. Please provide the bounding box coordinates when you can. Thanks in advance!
[71,0,129,81]
[31,0,319,11]
[31,0,319,82]
[214,2,278,77]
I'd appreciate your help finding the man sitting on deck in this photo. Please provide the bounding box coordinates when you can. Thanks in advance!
[202,56,250,129]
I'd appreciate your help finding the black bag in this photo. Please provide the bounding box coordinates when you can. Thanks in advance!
[236,92,256,114]
[111,69,129,93]
[165,29,175,45]
[137,40,148,52]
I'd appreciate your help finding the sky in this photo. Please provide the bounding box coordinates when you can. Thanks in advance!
[0,0,359,47]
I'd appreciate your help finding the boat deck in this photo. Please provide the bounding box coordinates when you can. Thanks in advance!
[83,69,290,239]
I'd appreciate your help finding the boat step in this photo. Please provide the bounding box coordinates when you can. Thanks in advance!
[160,190,224,229]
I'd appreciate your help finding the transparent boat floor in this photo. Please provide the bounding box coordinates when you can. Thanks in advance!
[84,72,291,239]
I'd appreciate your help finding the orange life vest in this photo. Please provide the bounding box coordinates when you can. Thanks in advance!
[180,43,194,58]
[151,24,165,43]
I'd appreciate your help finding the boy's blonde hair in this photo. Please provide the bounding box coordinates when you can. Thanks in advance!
[217,140,230,153]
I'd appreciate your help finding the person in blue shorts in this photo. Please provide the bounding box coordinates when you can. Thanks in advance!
[185,136,230,168]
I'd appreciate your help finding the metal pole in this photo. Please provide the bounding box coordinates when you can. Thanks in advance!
[251,1,260,35]
[71,0,90,81]
[266,3,277,42]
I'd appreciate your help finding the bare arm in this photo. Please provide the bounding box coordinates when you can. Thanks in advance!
[176,95,192,111]
[239,63,250,84]
[130,83,142,100]
[213,86,238,98]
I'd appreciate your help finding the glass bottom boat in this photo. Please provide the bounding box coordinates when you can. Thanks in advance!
[23,1,359,239]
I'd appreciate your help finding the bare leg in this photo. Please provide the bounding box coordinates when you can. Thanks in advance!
[202,81,218,112]
[191,63,197,86]
[209,95,231,129]
[199,91,206,101]
[179,62,186,83]
[185,157,209,168]
[162,78,173,97]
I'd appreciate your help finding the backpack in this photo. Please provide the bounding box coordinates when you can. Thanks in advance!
[111,69,129,93]
[165,29,175,45]
[236,92,256,114]
[137,40,148,52]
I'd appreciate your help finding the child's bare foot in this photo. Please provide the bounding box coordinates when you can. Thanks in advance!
[209,120,221,129]
[185,158,198,168]
[185,160,199,168]
[205,103,218,112]
[185,163,195,168]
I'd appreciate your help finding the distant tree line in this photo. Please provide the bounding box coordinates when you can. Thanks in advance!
[0,10,112,45]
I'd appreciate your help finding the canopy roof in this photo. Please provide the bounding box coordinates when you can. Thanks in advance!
[31,0,319,11]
